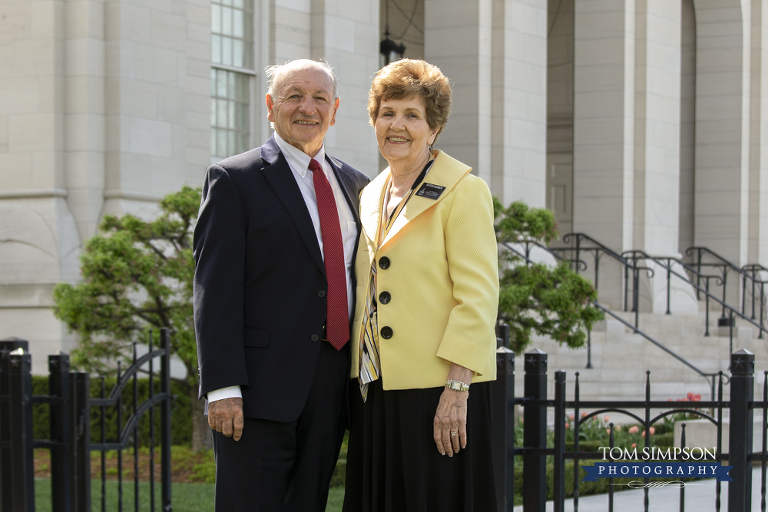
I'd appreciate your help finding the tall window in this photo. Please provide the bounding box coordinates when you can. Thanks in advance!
[210,0,254,160]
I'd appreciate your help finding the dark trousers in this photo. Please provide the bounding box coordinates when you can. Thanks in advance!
[213,341,349,512]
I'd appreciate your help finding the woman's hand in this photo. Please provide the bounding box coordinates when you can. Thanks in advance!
[433,388,468,456]
[433,363,473,456]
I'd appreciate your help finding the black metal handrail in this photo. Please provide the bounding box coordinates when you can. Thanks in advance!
[554,233,655,328]
[624,249,768,341]
[499,241,720,394]
[623,250,724,337]
[504,238,588,272]
[686,247,768,320]
[743,264,768,326]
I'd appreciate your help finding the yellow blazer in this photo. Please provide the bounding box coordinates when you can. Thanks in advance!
[350,150,499,390]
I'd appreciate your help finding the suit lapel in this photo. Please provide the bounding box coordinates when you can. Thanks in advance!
[380,151,471,248]
[260,136,326,275]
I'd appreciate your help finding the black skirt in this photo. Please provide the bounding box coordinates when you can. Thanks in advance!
[342,379,498,512]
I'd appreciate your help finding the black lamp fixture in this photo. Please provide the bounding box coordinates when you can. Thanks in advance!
[380,1,406,66]
[380,29,406,66]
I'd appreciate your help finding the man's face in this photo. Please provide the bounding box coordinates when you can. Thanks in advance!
[266,63,339,157]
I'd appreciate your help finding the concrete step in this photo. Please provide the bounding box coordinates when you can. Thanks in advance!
[521,302,768,404]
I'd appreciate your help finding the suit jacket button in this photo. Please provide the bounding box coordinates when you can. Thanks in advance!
[318,290,326,297]
[380,326,393,339]
[310,334,320,342]
[378,291,391,305]
[378,256,390,269]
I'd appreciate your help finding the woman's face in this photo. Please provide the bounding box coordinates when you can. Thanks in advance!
[375,95,438,170]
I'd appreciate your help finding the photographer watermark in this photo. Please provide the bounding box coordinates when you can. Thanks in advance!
[582,446,733,486]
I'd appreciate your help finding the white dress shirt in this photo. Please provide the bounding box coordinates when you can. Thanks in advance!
[208,133,358,403]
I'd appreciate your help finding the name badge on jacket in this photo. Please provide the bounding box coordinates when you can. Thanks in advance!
[415,183,445,200]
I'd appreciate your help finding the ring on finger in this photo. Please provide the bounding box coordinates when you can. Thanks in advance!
[450,431,457,437]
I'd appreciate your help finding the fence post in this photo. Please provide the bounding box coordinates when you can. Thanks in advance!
[70,372,91,512]
[492,346,515,512]
[729,348,754,512]
[496,323,510,349]
[524,349,547,512]
[49,353,72,512]
[0,338,30,511]
[553,370,566,512]
[9,350,35,511]
[160,328,173,511]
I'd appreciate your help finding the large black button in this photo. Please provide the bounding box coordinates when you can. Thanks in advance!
[380,326,393,339]
[378,256,390,269]
[318,290,326,297]
[378,291,391,304]
[310,334,320,342]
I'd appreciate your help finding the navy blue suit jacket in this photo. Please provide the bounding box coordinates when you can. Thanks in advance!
[193,135,369,421]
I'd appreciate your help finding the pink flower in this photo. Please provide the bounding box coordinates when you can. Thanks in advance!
[581,412,588,418]
[693,394,701,402]
[615,425,621,432]
[649,427,655,435]
[632,443,637,448]
[565,422,569,429]
[606,428,611,434]
[604,415,610,422]
[569,414,574,421]
[687,392,694,401]
[628,426,639,434]
[641,430,646,437]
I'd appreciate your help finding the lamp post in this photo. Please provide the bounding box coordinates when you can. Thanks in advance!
[380,29,406,67]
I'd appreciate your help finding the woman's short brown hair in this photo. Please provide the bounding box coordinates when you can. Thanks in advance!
[368,59,452,142]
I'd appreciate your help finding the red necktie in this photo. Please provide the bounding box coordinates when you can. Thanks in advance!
[310,158,349,350]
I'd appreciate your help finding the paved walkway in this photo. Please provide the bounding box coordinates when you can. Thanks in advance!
[513,467,767,511]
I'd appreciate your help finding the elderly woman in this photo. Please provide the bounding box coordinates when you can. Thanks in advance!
[343,59,499,511]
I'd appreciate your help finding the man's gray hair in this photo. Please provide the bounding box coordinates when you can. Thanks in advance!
[265,59,339,99]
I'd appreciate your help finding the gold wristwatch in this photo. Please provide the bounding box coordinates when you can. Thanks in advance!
[445,379,470,392]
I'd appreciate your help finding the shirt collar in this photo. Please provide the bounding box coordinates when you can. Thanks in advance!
[273,131,326,178]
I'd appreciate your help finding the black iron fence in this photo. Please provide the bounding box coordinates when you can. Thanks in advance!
[0,329,173,512]
[492,344,768,512]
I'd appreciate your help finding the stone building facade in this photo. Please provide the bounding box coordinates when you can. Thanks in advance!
[2,0,767,372]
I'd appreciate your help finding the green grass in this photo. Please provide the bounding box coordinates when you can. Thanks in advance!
[326,487,345,511]
[34,478,346,511]
[35,478,215,511]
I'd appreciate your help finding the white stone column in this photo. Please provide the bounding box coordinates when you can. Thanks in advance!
[693,0,751,265]
[103,0,210,219]
[573,0,636,309]
[309,0,379,176]
[273,0,312,62]
[63,0,107,241]
[633,0,695,314]
[633,0,681,256]
[749,0,768,264]
[490,0,548,207]
[679,0,696,256]
[424,0,493,184]
[573,0,635,251]
[0,0,82,370]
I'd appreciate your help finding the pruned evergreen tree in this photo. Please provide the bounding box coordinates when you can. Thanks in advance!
[494,199,603,353]
[52,186,211,451]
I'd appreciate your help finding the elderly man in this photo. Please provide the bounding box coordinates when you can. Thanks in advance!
[193,59,369,511]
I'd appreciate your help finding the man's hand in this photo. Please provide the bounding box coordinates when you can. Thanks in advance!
[208,397,244,441]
